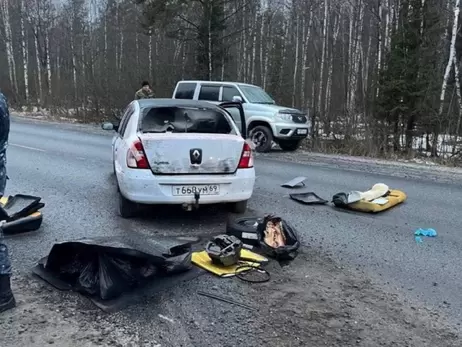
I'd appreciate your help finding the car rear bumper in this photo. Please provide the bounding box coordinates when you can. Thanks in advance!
[117,168,256,204]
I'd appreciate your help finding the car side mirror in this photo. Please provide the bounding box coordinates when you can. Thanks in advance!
[232,95,243,103]
[102,122,117,131]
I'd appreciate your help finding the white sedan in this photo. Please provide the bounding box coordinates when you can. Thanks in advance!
[102,99,255,218]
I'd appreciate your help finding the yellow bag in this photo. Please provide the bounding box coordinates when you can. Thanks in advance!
[347,189,407,213]
[192,249,268,277]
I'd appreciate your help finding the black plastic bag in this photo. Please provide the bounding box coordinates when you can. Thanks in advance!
[256,215,300,261]
[41,235,193,300]
[332,192,348,207]
[78,261,99,296]
[99,254,133,300]
[107,255,142,285]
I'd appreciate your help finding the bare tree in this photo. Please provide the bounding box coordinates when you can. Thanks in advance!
[0,0,460,160]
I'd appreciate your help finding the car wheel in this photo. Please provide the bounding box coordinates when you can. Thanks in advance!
[250,125,273,153]
[279,140,301,151]
[230,200,248,214]
[226,216,261,246]
[118,192,137,218]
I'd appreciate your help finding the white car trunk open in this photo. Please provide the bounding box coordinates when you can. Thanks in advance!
[139,133,245,175]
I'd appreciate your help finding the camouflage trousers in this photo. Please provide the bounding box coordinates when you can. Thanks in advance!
[0,243,11,275]
[0,152,6,197]
[0,152,9,275]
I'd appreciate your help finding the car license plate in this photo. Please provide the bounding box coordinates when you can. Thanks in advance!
[172,185,220,196]
[297,129,308,135]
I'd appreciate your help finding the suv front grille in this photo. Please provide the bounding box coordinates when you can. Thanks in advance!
[291,115,307,123]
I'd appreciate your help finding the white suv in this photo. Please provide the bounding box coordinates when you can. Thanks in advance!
[172,80,311,152]
[102,99,255,218]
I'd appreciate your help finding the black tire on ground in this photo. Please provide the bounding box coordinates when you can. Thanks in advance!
[226,216,261,246]
[250,125,273,153]
[118,192,138,218]
[279,140,301,151]
[230,200,248,214]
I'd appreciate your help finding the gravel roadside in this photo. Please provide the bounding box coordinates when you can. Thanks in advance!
[1,247,460,347]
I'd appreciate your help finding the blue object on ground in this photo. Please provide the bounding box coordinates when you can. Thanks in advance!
[414,236,423,243]
[415,228,437,237]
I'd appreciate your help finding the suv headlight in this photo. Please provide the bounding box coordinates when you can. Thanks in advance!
[275,112,293,122]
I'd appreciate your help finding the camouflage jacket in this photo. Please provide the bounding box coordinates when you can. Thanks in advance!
[135,88,155,100]
[0,92,9,158]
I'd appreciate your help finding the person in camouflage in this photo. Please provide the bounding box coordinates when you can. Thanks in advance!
[0,92,9,197]
[135,81,155,100]
[0,91,15,314]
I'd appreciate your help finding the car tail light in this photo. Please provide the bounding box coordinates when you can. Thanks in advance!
[238,142,254,169]
[127,138,149,169]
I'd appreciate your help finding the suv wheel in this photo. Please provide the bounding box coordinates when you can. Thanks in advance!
[250,125,273,153]
[279,140,301,151]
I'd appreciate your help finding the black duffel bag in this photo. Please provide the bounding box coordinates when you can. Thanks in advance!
[256,215,300,261]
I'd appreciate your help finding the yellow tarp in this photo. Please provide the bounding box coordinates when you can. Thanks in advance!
[347,189,407,213]
[192,249,268,277]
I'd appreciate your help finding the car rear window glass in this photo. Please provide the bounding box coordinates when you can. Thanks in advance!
[174,83,196,99]
[140,107,235,134]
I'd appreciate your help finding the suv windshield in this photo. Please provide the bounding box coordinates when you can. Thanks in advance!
[238,85,275,104]
[140,106,236,134]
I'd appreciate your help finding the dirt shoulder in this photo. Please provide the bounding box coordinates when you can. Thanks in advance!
[1,249,460,347]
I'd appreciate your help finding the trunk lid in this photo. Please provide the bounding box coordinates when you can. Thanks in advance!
[139,133,245,174]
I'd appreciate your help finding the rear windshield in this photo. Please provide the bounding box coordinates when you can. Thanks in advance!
[140,106,235,134]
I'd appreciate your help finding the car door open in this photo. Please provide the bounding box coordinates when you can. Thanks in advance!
[218,102,247,139]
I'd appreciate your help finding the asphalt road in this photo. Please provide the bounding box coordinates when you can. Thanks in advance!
[5,116,462,324]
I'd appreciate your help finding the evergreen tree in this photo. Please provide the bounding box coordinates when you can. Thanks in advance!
[376,0,444,153]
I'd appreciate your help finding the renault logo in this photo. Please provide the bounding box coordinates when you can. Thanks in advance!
[298,116,303,121]
[189,148,202,164]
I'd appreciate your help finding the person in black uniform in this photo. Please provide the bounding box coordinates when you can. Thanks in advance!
[0,91,15,313]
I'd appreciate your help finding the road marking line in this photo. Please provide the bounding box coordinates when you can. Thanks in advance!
[10,143,46,152]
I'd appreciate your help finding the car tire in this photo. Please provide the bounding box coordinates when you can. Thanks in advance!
[279,140,301,151]
[118,192,138,218]
[230,200,248,214]
[250,125,273,153]
[226,216,261,246]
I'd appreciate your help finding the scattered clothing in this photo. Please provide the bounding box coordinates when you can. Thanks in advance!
[289,192,328,205]
[332,184,406,213]
[415,228,437,243]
